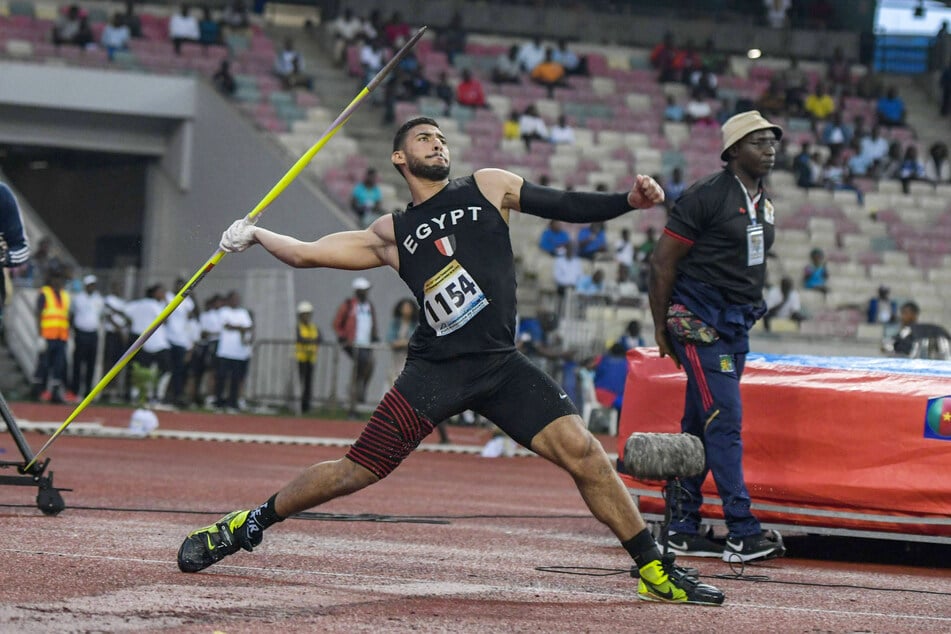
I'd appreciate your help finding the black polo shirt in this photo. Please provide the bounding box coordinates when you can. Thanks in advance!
[664,168,775,305]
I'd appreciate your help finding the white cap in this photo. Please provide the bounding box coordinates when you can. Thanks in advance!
[83,274,97,285]
[352,277,371,290]
[296,301,313,313]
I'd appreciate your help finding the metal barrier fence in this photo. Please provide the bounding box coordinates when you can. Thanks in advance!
[247,340,399,414]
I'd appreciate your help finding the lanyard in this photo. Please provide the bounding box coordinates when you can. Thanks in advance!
[734,175,762,226]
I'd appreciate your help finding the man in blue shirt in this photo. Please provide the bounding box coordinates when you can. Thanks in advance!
[350,168,383,226]
[538,220,571,255]
[876,87,905,127]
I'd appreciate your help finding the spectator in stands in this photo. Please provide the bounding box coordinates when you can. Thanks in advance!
[359,36,387,85]
[455,69,486,109]
[857,125,889,170]
[101,12,131,60]
[615,227,635,272]
[688,66,718,100]
[821,152,864,204]
[663,167,687,209]
[169,4,200,56]
[804,81,836,122]
[618,320,645,350]
[52,4,84,48]
[887,301,951,358]
[215,290,253,412]
[700,38,727,75]
[531,48,569,98]
[876,87,906,128]
[684,89,716,127]
[876,140,904,180]
[605,263,640,306]
[821,111,851,156]
[650,31,679,83]
[764,0,791,28]
[331,8,365,65]
[867,285,897,325]
[198,6,222,48]
[549,114,575,145]
[436,11,467,67]
[637,227,658,264]
[673,39,702,85]
[898,145,928,194]
[434,71,454,116]
[577,221,607,260]
[492,45,522,85]
[925,141,950,185]
[222,0,249,30]
[212,59,236,96]
[350,168,383,226]
[941,61,951,117]
[539,220,571,256]
[382,11,411,48]
[664,95,685,122]
[576,268,606,296]
[584,342,629,414]
[518,104,549,151]
[122,0,142,38]
[517,35,546,73]
[553,242,584,300]
[69,274,103,399]
[502,110,520,141]
[802,247,829,294]
[274,38,314,90]
[855,68,885,100]
[763,276,803,330]
[781,57,808,115]
[826,46,852,98]
[553,39,587,76]
[295,301,320,414]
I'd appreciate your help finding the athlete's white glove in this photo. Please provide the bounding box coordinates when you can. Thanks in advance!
[219,218,258,253]
[36,336,47,353]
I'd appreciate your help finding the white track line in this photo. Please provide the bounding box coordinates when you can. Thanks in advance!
[3,548,948,622]
[4,420,619,461]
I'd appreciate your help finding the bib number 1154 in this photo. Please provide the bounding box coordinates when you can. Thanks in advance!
[423,259,488,336]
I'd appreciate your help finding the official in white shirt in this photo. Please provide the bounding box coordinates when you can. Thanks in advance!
[166,278,196,407]
[69,274,104,397]
[215,290,253,410]
[125,283,171,402]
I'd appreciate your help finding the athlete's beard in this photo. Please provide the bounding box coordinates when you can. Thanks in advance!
[406,153,450,181]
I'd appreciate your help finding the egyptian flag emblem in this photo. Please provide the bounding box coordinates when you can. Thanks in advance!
[434,234,456,257]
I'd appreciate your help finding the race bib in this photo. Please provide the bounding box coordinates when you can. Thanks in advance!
[422,259,488,336]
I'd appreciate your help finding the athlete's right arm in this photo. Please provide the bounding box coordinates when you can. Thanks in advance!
[221,214,399,271]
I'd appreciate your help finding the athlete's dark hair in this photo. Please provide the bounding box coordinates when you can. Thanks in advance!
[392,117,439,151]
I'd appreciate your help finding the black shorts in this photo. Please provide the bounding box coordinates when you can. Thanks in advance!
[346,350,578,479]
[396,349,578,448]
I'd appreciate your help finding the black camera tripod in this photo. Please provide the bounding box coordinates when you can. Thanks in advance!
[0,390,68,515]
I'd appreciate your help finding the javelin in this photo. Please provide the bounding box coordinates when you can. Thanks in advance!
[23,26,428,472]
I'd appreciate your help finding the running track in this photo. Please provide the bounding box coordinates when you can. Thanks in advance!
[1,403,949,633]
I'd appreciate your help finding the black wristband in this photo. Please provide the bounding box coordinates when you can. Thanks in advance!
[519,181,632,223]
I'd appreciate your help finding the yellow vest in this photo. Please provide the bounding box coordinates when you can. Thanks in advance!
[40,286,70,341]
[296,322,319,363]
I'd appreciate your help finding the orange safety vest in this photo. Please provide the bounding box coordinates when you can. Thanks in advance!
[40,285,70,341]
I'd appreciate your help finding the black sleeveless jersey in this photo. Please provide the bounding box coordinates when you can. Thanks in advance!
[392,175,517,361]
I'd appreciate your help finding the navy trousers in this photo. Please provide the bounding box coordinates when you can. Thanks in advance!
[667,335,761,539]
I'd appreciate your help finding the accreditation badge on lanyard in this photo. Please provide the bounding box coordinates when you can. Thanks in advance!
[737,177,765,267]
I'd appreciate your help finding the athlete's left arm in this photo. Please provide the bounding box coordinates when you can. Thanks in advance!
[474,168,664,223]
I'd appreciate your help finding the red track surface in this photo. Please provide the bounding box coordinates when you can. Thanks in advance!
[2,403,949,633]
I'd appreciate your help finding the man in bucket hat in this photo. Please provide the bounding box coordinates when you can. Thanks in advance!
[647,111,787,563]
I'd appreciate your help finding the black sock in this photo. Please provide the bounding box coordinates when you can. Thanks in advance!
[246,493,284,534]
[622,529,662,569]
